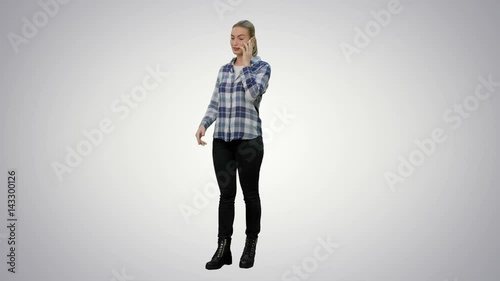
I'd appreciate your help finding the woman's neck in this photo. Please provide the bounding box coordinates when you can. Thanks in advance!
[233,55,245,66]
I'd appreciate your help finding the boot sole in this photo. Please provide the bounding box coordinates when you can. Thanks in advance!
[239,262,254,269]
[206,257,232,270]
[206,261,232,270]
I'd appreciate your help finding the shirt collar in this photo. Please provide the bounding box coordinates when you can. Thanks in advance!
[230,55,261,66]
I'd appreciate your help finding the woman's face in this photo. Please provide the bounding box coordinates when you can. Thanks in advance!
[230,26,251,55]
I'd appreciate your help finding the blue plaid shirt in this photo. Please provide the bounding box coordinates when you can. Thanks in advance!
[200,55,271,142]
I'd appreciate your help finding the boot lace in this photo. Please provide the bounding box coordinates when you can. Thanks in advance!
[242,238,257,257]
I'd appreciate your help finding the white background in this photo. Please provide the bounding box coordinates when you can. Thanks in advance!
[1,0,499,280]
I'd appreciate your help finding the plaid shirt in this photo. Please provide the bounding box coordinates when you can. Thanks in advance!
[200,55,271,142]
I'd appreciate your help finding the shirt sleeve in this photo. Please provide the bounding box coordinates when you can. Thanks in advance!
[199,68,221,130]
[240,62,271,102]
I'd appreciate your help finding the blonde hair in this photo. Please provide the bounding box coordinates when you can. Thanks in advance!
[232,20,258,56]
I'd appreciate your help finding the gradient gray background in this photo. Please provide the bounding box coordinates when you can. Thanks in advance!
[1,0,499,280]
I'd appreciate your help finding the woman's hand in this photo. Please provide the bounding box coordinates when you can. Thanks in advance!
[195,125,207,146]
[240,37,254,66]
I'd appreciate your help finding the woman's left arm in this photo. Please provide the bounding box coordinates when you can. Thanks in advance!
[240,63,271,102]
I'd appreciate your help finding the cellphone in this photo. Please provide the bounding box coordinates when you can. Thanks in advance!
[237,37,255,50]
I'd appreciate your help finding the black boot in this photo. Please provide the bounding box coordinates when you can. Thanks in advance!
[205,237,232,270]
[239,236,258,268]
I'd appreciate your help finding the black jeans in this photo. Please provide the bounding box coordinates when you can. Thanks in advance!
[212,136,264,240]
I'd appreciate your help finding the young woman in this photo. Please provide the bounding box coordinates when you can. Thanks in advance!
[195,19,271,270]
